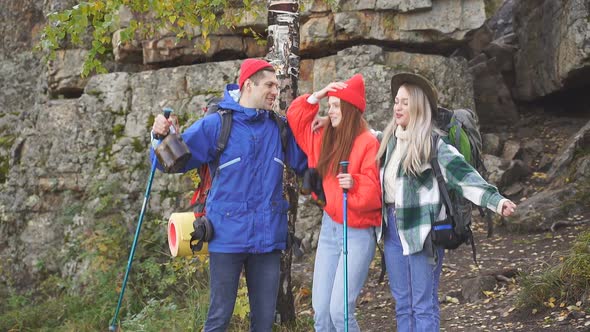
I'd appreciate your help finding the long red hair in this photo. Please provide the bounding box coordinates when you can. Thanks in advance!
[317,100,368,177]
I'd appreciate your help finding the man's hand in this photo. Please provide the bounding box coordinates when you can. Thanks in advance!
[311,116,330,133]
[152,114,172,136]
[169,114,180,132]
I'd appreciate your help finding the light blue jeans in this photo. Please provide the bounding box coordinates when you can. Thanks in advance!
[384,206,444,332]
[312,211,376,332]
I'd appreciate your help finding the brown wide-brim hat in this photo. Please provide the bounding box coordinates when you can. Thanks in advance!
[390,72,438,112]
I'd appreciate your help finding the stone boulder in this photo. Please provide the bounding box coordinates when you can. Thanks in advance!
[461,275,497,302]
[508,185,586,233]
[0,0,44,57]
[521,138,544,169]
[0,50,45,206]
[482,133,502,156]
[501,160,531,188]
[465,0,519,130]
[502,139,521,161]
[112,0,487,66]
[548,119,590,182]
[47,49,90,98]
[112,4,268,66]
[483,154,508,186]
[302,0,487,56]
[303,0,433,13]
[295,197,323,252]
[141,35,266,65]
[513,0,590,101]
[483,153,530,190]
[112,29,143,64]
[506,119,590,232]
[374,0,432,12]
[1,98,113,286]
[469,55,519,130]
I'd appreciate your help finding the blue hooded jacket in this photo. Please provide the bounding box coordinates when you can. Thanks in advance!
[151,84,307,253]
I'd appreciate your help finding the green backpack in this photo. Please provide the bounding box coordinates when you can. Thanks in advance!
[436,107,484,169]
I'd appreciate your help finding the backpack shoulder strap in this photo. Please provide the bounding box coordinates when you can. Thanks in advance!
[212,109,233,174]
[432,134,479,264]
[430,134,455,219]
[268,111,290,169]
[268,111,288,153]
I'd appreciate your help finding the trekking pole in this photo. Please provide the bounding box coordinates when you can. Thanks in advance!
[339,160,350,332]
[109,108,172,331]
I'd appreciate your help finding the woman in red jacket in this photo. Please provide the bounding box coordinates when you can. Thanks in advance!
[287,74,382,332]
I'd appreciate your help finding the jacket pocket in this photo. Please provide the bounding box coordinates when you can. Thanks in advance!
[273,157,285,168]
[208,201,249,246]
[218,157,242,170]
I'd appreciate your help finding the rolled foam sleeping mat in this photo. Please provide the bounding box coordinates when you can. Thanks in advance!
[168,212,208,257]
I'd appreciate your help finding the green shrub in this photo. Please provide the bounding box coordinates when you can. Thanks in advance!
[0,211,260,331]
[518,231,590,309]
[0,194,313,331]
[0,269,119,331]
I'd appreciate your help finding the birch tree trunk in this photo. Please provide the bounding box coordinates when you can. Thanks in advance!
[267,0,300,324]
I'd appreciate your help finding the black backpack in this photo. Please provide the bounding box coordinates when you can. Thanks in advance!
[189,98,290,253]
[430,107,487,264]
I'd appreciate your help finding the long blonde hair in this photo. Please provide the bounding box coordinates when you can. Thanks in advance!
[376,83,435,177]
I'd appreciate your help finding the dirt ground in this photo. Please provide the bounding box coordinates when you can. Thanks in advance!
[292,221,590,331]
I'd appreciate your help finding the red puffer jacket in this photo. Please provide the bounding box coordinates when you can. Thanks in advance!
[287,94,382,228]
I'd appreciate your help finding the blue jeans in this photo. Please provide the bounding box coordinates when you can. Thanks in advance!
[384,206,444,332]
[204,251,281,332]
[312,212,376,332]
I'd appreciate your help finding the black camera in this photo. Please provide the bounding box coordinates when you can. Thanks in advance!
[190,216,214,253]
[301,168,326,207]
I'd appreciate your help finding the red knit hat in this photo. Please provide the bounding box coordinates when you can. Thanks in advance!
[239,59,273,90]
[327,74,366,113]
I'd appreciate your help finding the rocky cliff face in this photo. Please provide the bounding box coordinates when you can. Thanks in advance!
[1,0,589,290]
[513,0,590,101]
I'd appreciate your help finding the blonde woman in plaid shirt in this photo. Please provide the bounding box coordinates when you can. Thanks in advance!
[376,72,517,332]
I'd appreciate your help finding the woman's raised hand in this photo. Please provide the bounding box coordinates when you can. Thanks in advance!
[314,82,348,100]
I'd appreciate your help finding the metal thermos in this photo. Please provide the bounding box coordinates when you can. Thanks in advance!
[154,108,192,173]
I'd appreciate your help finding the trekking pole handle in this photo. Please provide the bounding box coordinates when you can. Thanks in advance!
[339,161,350,193]
[154,107,174,140]
[163,107,172,119]
[163,107,178,134]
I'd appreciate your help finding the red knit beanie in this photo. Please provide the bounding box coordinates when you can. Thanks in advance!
[327,74,366,113]
[239,59,273,90]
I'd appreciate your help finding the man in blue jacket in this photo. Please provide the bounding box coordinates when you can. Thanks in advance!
[151,58,307,331]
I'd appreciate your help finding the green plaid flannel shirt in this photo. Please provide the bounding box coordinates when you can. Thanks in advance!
[379,135,504,255]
